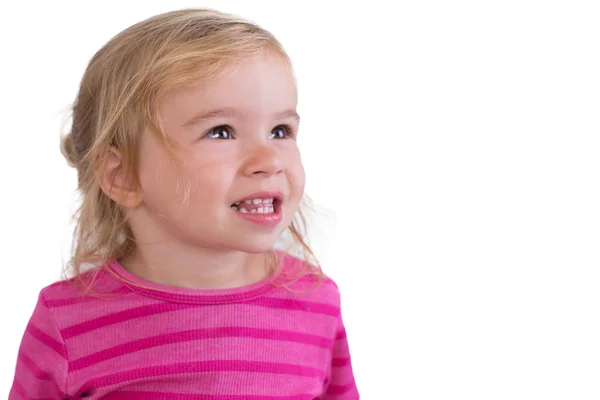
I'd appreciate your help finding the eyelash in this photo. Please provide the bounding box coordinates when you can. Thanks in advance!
[202,125,295,140]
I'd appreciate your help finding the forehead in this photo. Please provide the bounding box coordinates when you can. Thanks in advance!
[160,55,297,121]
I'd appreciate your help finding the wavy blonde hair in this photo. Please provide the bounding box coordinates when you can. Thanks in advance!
[60,8,321,285]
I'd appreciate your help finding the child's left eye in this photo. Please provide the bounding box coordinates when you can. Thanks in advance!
[270,125,292,139]
[203,125,233,139]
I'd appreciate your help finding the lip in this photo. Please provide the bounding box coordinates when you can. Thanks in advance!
[233,204,283,227]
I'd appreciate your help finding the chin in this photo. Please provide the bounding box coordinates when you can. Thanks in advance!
[233,241,278,254]
[228,234,282,254]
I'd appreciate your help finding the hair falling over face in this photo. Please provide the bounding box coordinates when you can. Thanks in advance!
[59,8,322,288]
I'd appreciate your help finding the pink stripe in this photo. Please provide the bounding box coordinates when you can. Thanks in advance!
[27,323,68,359]
[102,392,313,400]
[45,287,131,308]
[336,328,347,340]
[18,351,52,380]
[326,380,357,395]
[248,297,339,317]
[62,302,196,339]
[85,361,323,388]
[332,357,351,367]
[70,327,333,371]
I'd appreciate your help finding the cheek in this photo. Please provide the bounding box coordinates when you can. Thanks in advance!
[287,150,305,201]
[189,156,236,188]
[138,157,186,212]
[137,136,182,207]
[137,149,200,211]
[296,165,306,195]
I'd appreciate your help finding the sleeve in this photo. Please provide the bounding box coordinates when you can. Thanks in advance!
[323,299,359,398]
[9,290,69,400]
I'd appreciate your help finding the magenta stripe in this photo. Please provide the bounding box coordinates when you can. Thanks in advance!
[102,392,313,400]
[326,380,356,395]
[85,361,324,388]
[45,287,131,308]
[63,298,338,340]
[131,284,274,305]
[10,380,55,400]
[14,353,68,398]
[336,328,347,340]
[27,322,68,359]
[18,351,52,380]
[70,327,332,371]
[332,356,351,367]
[10,380,29,399]
[62,302,196,339]
[248,297,339,317]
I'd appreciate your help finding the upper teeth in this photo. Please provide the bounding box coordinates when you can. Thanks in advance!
[234,198,274,206]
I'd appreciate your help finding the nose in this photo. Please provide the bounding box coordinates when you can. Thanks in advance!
[243,142,284,177]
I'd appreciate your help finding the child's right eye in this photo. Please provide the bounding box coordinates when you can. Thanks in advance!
[203,125,233,139]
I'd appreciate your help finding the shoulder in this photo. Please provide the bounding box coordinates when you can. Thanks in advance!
[39,267,126,306]
[275,251,342,309]
[33,266,134,332]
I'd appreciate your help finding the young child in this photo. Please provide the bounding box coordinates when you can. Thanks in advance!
[9,8,358,399]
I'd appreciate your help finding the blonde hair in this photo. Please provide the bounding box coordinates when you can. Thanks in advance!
[60,8,321,284]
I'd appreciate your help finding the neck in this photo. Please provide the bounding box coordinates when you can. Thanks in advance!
[121,240,269,290]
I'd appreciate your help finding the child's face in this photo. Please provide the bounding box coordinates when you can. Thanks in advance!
[134,54,304,254]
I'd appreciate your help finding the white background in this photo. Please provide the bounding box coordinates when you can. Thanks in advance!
[1,1,599,398]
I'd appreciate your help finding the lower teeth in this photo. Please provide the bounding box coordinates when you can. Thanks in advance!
[231,205,274,214]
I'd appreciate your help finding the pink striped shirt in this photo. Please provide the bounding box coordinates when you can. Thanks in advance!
[9,253,358,399]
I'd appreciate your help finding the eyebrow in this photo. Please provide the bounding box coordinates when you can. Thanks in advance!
[181,107,300,127]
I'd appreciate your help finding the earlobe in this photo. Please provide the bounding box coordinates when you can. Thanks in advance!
[98,148,142,209]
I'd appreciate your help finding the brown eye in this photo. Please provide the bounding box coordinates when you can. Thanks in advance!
[270,125,291,139]
[204,126,233,139]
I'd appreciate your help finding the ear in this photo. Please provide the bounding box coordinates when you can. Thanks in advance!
[98,148,142,209]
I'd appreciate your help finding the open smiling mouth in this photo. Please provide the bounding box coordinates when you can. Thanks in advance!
[231,197,281,214]
[230,195,284,227]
